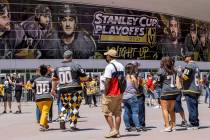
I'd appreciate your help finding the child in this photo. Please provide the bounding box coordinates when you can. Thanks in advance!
[33,65,53,131]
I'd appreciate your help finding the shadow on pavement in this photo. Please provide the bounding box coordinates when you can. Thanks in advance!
[145,126,157,131]
[13,112,32,114]
[120,134,140,137]
[47,128,62,131]
[62,128,101,132]
[78,120,88,122]
[198,126,210,129]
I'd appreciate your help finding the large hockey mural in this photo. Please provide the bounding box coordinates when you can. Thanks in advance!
[0,0,210,61]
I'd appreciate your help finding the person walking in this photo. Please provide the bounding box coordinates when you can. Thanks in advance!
[157,57,180,132]
[182,52,201,130]
[51,50,87,131]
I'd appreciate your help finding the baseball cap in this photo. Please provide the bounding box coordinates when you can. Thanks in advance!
[104,49,118,57]
[63,50,73,58]
[131,61,140,67]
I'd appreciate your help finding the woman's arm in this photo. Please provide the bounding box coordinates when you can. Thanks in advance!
[131,75,139,89]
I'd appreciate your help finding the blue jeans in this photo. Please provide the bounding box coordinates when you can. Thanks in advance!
[156,88,161,99]
[204,87,209,102]
[137,95,145,127]
[36,105,40,122]
[123,96,140,129]
[185,94,199,126]
[57,90,62,114]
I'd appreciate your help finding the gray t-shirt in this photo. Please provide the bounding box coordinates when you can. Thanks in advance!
[157,68,180,95]
[182,62,201,94]
[53,61,86,93]
[34,76,52,101]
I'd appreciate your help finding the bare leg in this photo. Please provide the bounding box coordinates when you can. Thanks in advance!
[105,116,114,130]
[4,101,7,112]
[8,101,12,112]
[161,100,169,128]
[115,115,121,132]
[168,100,176,128]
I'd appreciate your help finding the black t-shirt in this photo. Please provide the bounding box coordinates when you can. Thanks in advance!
[15,78,23,91]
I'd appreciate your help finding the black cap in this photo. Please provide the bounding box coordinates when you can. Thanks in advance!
[184,51,194,57]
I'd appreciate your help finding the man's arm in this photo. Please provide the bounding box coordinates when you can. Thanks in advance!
[104,78,111,96]
[51,69,59,97]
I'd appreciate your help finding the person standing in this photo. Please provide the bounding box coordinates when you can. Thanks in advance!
[86,77,97,108]
[174,66,187,127]
[123,63,141,132]
[182,52,201,130]
[102,49,125,138]
[33,65,53,131]
[3,74,13,113]
[51,50,87,131]
[157,57,180,132]
[14,73,23,114]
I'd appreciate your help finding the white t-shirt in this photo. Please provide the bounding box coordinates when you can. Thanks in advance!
[100,75,105,91]
[104,59,125,79]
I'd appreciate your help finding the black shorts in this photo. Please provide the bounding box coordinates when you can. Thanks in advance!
[15,90,22,102]
[3,93,12,102]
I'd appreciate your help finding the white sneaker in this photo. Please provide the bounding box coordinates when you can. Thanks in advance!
[172,127,176,132]
[187,125,199,130]
[153,105,160,109]
[161,127,172,132]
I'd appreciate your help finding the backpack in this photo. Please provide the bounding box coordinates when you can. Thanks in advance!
[111,63,126,93]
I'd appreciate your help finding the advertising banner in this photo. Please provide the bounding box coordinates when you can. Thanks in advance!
[0,0,210,61]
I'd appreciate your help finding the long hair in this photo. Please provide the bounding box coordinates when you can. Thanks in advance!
[125,63,135,75]
[160,56,176,75]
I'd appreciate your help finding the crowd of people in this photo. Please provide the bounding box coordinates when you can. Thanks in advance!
[0,49,210,138]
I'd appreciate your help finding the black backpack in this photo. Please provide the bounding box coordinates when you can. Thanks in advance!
[111,63,126,93]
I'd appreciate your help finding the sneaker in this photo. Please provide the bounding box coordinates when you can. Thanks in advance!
[113,132,120,138]
[172,127,176,132]
[136,128,141,132]
[69,127,79,131]
[125,127,132,132]
[105,130,118,138]
[14,111,20,114]
[153,105,160,109]
[45,124,49,129]
[161,127,172,132]
[39,125,49,132]
[187,124,199,130]
[181,121,188,127]
[139,127,147,132]
[2,111,6,114]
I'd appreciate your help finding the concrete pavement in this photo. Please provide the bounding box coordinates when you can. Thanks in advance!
[0,99,210,140]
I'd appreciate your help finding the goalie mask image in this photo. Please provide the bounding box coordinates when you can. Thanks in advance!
[56,4,96,59]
